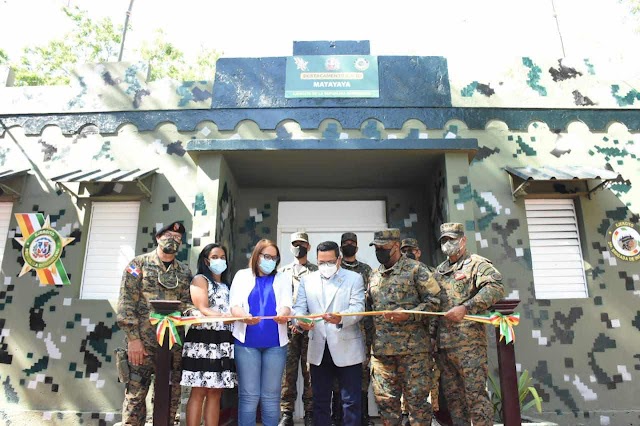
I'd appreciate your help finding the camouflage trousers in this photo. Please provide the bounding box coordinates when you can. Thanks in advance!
[121,348,182,426]
[280,330,313,413]
[437,345,492,426]
[371,353,433,426]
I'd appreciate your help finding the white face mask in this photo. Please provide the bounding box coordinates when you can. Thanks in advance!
[319,263,338,279]
[441,239,461,257]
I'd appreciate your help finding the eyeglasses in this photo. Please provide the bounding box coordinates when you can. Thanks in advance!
[318,260,338,267]
[260,253,279,262]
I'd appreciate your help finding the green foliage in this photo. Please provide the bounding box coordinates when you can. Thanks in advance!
[13,6,122,86]
[488,369,542,422]
[0,48,8,65]
[9,6,220,86]
[140,29,220,81]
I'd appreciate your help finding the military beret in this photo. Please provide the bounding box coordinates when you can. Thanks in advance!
[439,222,465,241]
[401,238,419,250]
[291,232,309,243]
[155,221,186,238]
[369,229,400,246]
[341,232,358,244]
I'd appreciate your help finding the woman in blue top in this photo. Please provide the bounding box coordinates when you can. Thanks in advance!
[230,239,292,426]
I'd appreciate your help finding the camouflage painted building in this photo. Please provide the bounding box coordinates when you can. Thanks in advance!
[0,41,638,425]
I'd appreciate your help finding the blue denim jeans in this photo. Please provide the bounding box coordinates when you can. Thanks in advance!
[235,344,288,426]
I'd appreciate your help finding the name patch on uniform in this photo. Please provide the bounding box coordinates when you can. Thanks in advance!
[126,264,141,277]
[454,272,466,281]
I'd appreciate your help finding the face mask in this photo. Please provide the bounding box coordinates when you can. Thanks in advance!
[159,238,180,254]
[441,240,461,257]
[291,245,308,259]
[375,247,393,265]
[341,245,357,257]
[259,258,277,275]
[208,258,227,275]
[404,251,416,260]
[319,263,338,279]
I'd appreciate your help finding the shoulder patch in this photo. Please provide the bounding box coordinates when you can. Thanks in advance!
[491,272,503,281]
[126,263,141,277]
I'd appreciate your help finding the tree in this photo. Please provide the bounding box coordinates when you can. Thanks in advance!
[14,6,121,86]
[0,48,8,65]
[9,6,220,86]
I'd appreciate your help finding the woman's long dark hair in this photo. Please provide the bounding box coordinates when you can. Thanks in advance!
[196,243,230,291]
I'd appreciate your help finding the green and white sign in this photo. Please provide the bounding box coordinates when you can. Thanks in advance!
[285,55,379,98]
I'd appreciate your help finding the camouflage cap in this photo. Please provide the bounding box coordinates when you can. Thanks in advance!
[341,232,358,244]
[369,229,401,246]
[439,222,465,241]
[155,221,186,238]
[400,238,419,250]
[291,232,309,243]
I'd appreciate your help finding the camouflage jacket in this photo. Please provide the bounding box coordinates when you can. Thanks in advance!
[433,252,505,349]
[341,259,374,342]
[367,255,441,356]
[116,250,193,350]
[279,261,318,303]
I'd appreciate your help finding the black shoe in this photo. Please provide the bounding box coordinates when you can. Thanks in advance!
[278,411,294,426]
[401,412,410,426]
[304,411,314,426]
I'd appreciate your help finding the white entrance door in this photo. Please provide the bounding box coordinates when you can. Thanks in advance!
[277,200,387,419]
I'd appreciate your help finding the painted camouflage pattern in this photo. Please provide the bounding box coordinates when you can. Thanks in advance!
[0,54,638,426]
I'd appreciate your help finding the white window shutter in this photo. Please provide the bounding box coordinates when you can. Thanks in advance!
[80,202,140,300]
[525,199,588,299]
[0,202,13,268]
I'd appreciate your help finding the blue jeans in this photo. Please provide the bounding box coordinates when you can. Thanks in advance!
[235,344,288,426]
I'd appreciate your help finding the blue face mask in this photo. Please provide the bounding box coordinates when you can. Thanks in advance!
[259,258,277,275]
[208,258,227,275]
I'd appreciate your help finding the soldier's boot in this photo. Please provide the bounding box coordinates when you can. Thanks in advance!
[331,393,343,426]
[304,411,314,426]
[401,412,410,426]
[278,411,294,426]
[361,392,374,426]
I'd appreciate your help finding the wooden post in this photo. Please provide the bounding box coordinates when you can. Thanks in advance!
[150,300,181,426]
[491,299,522,426]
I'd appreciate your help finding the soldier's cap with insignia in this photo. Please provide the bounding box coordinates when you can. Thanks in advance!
[439,222,465,241]
[369,229,401,246]
[400,238,419,250]
[155,221,186,238]
[291,232,309,243]
[341,232,358,244]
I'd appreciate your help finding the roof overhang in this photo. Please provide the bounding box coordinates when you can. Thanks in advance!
[505,165,624,200]
[51,168,158,201]
[0,168,30,200]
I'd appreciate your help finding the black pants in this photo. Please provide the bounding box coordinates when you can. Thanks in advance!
[310,344,362,426]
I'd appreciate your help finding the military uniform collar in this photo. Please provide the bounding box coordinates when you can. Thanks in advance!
[342,259,360,268]
[151,249,178,271]
[378,255,408,275]
[438,252,471,274]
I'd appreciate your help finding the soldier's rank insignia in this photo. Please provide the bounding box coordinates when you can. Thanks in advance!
[454,272,466,281]
[454,282,464,291]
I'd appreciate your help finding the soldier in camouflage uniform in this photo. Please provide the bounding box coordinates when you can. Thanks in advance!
[367,229,441,426]
[339,232,374,426]
[116,221,194,426]
[278,232,318,426]
[432,223,505,426]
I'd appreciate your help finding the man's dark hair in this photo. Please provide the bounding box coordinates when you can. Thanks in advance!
[317,241,340,258]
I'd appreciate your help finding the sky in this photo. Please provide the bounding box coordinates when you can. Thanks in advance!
[1,0,640,62]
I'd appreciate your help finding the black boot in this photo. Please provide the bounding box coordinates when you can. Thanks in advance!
[361,391,374,426]
[278,411,294,426]
[401,412,410,426]
[304,410,314,426]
